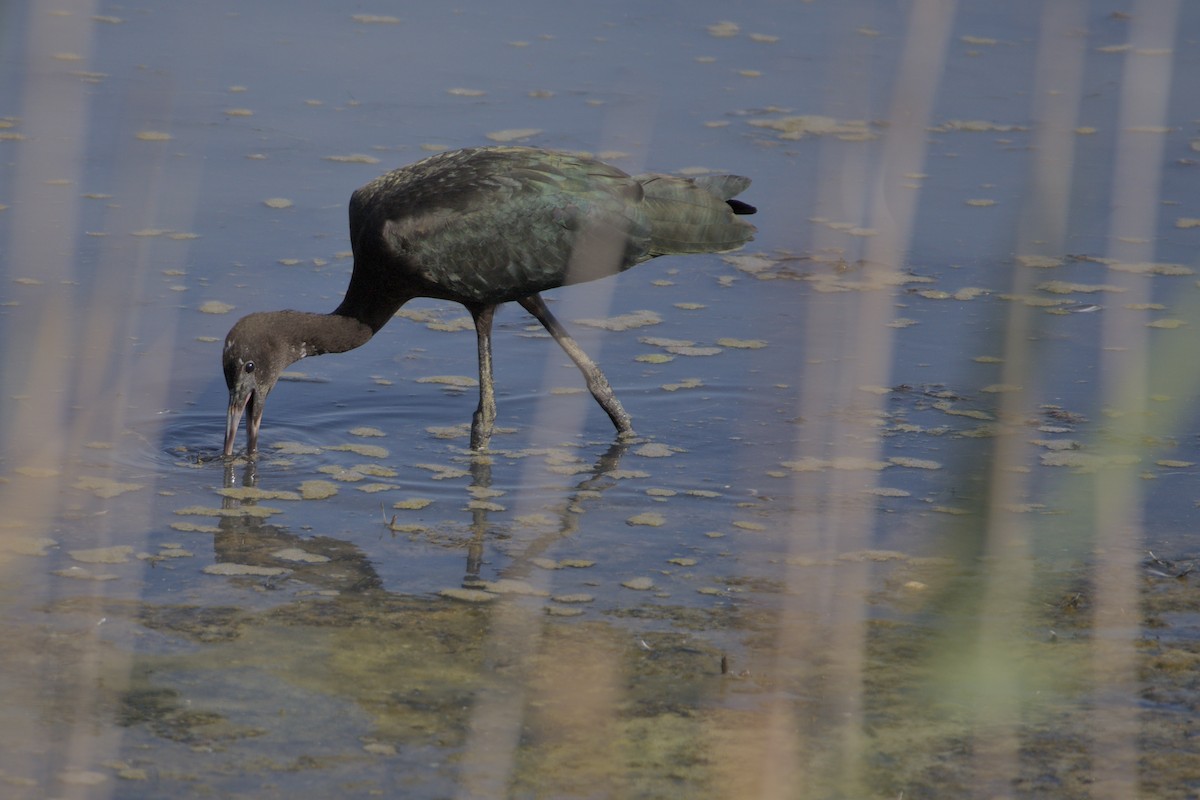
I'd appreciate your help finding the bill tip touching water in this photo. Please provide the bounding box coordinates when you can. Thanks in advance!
[222,145,757,457]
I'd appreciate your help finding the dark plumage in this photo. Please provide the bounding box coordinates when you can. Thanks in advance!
[223,145,756,456]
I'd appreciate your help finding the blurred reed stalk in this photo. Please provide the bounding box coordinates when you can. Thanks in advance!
[455,93,658,798]
[1,0,200,790]
[1092,1,1182,796]
[1,0,107,787]
[968,1,1088,794]
[764,0,958,795]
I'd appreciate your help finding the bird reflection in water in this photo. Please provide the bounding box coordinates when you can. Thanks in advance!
[216,441,630,598]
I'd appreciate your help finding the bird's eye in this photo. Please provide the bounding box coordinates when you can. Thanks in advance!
[244,361,255,374]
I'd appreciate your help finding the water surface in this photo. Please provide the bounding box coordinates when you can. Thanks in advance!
[3,1,1200,797]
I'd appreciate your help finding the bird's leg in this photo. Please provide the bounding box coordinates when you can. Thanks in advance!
[469,304,498,450]
[518,294,634,437]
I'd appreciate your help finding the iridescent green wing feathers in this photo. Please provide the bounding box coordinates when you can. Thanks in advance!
[352,147,651,303]
[347,146,755,305]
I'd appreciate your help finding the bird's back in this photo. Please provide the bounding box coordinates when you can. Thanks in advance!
[344,146,755,311]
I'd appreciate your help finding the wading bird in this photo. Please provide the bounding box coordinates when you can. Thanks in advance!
[222,145,756,456]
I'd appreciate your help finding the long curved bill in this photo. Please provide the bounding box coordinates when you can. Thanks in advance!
[223,388,261,456]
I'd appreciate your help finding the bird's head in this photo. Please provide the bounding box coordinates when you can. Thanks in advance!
[222,313,291,457]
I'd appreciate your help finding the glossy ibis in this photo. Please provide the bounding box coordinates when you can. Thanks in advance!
[222,145,756,455]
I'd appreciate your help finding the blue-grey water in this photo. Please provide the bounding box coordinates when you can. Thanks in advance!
[3,1,1200,797]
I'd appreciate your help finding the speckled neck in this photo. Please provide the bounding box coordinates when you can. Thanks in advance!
[271,311,377,359]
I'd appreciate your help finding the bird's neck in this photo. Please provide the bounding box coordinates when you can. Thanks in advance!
[271,310,378,360]
[332,267,412,334]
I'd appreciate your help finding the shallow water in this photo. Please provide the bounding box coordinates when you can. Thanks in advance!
[3,1,1200,798]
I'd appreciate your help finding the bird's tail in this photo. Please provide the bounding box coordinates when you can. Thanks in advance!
[635,173,757,257]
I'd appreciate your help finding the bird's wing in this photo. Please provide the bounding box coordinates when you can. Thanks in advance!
[363,149,652,303]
